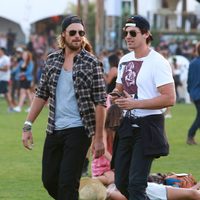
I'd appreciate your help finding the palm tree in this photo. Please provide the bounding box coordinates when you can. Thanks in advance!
[133,0,138,14]
[95,0,104,54]
[76,0,89,31]
[82,0,89,31]
[182,0,187,30]
[77,0,81,16]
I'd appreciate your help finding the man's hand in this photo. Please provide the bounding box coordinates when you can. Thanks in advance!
[92,137,105,159]
[115,90,134,110]
[22,131,34,150]
[109,89,123,103]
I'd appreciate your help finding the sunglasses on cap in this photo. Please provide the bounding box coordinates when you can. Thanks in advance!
[66,30,85,37]
[123,30,141,37]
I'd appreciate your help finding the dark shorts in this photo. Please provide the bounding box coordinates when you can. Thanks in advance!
[20,80,32,89]
[0,81,9,94]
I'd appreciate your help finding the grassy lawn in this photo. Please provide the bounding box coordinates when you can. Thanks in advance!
[0,98,51,200]
[152,103,200,177]
[0,97,200,199]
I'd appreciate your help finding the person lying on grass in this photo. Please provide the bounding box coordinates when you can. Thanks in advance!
[107,181,200,200]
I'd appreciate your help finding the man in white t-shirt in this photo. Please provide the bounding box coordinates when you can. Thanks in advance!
[0,47,13,112]
[110,15,176,200]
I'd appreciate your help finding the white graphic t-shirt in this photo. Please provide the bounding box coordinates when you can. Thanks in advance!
[116,49,174,117]
[121,60,142,97]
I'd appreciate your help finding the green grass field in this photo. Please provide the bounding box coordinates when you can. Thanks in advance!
[0,97,200,199]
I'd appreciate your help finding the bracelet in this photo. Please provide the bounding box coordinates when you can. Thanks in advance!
[23,124,32,132]
[24,121,32,126]
[23,121,32,132]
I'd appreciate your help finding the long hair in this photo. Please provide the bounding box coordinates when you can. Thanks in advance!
[105,104,123,130]
[81,37,94,54]
[57,34,65,49]
[22,50,33,68]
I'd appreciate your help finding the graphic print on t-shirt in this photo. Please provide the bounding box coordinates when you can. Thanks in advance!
[121,60,143,95]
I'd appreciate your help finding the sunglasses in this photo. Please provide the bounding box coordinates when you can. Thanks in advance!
[123,30,141,37]
[67,30,85,37]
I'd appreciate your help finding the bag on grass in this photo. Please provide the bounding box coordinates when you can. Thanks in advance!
[164,173,197,188]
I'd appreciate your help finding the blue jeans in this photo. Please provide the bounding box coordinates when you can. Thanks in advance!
[188,100,200,138]
[115,127,153,200]
[42,127,91,200]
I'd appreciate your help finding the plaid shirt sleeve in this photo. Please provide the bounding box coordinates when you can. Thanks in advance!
[91,60,107,106]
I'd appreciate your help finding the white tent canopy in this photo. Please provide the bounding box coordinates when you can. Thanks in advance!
[0,0,73,41]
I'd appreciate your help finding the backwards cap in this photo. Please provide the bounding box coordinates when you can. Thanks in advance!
[61,15,84,32]
[124,15,150,30]
[124,15,153,40]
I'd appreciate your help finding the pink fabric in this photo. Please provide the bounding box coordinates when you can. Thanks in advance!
[91,95,112,177]
[91,155,111,177]
[106,95,111,109]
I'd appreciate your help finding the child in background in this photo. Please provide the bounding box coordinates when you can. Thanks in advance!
[91,103,122,186]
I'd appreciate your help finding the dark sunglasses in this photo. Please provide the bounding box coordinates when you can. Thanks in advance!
[123,30,141,37]
[67,30,85,37]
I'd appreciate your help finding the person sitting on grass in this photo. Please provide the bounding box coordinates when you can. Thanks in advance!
[90,104,200,200]
[91,103,122,186]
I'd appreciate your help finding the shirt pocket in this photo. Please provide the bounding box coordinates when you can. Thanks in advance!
[73,69,93,88]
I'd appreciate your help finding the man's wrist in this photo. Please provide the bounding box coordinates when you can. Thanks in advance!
[23,121,32,132]
[24,121,32,126]
[93,134,103,141]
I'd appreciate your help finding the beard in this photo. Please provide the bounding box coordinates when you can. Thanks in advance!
[65,40,82,51]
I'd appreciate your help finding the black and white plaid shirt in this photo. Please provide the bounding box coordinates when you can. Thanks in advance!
[35,48,107,137]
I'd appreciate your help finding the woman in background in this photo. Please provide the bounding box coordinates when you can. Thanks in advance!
[13,50,34,112]
[104,53,119,94]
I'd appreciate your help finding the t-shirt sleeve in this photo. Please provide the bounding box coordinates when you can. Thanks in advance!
[116,61,123,84]
[154,57,174,88]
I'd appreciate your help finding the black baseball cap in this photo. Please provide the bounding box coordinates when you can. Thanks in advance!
[61,15,84,32]
[124,15,153,40]
[124,15,150,31]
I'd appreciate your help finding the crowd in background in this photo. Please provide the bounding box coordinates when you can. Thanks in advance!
[0,29,199,113]
[0,30,57,112]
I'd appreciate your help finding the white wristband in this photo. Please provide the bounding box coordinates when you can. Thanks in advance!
[24,121,32,126]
